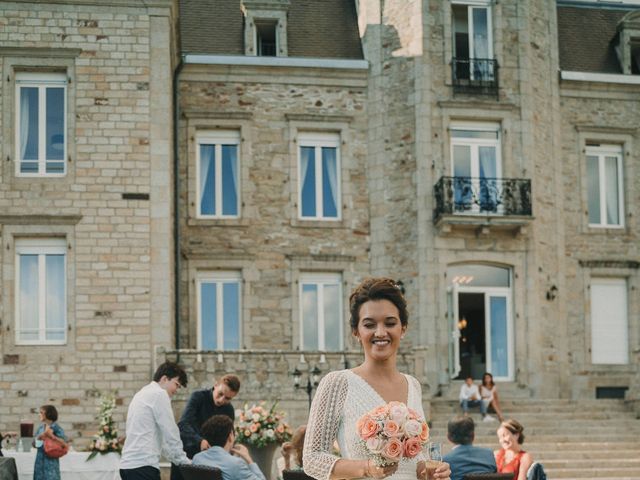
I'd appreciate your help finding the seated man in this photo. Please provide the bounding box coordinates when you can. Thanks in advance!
[459,376,490,420]
[443,416,497,480]
[192,415,265,480]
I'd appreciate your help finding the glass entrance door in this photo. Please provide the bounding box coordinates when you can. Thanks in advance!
[448,265,513,381]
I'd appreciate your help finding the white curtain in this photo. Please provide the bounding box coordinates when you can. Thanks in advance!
[229,145,238,208]
[479,146,497,210]
[199,145,214,213]
[604,156,619,225]
[323,147,338,216]
[20,87,30,161]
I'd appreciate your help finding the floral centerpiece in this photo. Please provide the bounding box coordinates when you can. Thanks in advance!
[357,401,429,466]
[235,402,293,447]
[87,393,122,460]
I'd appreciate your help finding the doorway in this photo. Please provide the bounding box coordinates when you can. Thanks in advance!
[447,264,513,381]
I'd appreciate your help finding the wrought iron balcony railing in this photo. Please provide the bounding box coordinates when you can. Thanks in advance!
[452,58,499,98]
[434,176,532,221]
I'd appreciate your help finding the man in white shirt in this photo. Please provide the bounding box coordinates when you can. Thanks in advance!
[459,376,489,420]
[120,362,191,480]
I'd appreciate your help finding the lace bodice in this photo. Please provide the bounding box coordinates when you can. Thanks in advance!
[303,369,426,480]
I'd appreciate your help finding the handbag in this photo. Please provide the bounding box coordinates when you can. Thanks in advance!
[43,436,69,459]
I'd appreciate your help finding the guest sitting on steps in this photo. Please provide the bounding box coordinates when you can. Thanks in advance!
[459,376,491,421]
[480,372,504,422]
[192,415,266,480]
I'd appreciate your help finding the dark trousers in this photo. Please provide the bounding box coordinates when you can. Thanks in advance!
[120,466,161,480]
[170,464,185,480]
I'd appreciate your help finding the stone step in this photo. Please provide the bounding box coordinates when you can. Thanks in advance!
[431,403,633,414]
[545,467,640,478]
[543,458,640,468]
[430,422,640,432]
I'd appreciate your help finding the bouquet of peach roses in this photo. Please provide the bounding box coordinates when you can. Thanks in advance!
[356,401,430,466]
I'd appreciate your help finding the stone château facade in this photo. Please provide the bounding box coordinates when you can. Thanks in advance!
[1,0,639,446]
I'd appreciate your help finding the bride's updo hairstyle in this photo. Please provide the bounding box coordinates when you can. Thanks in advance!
[349,277,408,332]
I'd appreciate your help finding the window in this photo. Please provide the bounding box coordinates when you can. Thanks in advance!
[298,133,341,220]
[256,20,277,56]
[450,123,501,212]
[300,273,343,351]
[452,1,494,81]
[15,72,67,176]
[196,131,240,218]
[586,145,624,227]
[591,278,628,364]
[15,239,67,345]
[197,271,241,350]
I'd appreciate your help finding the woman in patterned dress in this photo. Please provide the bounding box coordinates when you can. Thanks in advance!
[34,405,68,480]
[303,277,451,480]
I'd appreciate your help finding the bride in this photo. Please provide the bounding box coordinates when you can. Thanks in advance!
[303,278,451,480]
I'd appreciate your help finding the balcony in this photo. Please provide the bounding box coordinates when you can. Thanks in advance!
[433,176,533,235]
[452,58,499,99]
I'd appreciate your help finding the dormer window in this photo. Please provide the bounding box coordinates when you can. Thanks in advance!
[256,20,277,56]
[241,0,289,57]
[616,11,640,74]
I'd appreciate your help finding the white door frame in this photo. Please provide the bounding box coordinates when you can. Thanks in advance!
[454,285,514,381]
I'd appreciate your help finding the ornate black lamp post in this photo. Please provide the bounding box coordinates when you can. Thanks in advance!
[292,366,322,410]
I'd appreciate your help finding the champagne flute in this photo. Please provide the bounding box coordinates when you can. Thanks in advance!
[424,442,443,479]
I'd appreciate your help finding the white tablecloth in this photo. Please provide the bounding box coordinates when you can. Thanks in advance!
[4,451,121,480]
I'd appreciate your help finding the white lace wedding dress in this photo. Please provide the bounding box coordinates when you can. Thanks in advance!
[303,369,426,480]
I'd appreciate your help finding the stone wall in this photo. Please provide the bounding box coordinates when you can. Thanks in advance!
[176,62,370,353]
[0,0,176,443]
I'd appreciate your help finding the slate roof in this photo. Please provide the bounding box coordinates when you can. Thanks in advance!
[557,5,635,73]
[179,0,363,59]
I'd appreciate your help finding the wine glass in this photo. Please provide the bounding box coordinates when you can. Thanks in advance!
[424,442,443,479]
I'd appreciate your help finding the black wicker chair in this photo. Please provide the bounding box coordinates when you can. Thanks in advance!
[179,464,223,480]
[282,469,315,480]
[463,473,514,480]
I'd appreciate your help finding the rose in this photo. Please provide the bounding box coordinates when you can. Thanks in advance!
[389,403,409,425]
[366,436,386,454]
[370,405,389,419]
[404,419,422,437]
[276,424,285,433]
[357,416,380,439]
[252,413,261,422]
[381,437,403,462]
[244,429,251,437]
[403,437,423,458]
[250,423,259,432]
[266,429,275,438]
[408,408,420,420]
[419,422,429,442]
[382,419,402,437]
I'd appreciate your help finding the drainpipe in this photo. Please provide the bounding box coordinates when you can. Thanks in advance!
[173,56,185,363]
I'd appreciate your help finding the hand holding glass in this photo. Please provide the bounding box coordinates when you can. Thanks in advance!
[424,442,443,479]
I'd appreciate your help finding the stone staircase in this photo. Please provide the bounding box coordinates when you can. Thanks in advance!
[429,395,640,480]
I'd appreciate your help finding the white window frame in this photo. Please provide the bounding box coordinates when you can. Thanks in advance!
[196,271,242,350]
[299,272,343,351]
[15,238,67,345]
[590,277,629,365]
[15,72,67,177]
[196,130,241,219]
[452,1,494,80]
[586,144,625,228]
[297,132,341,221]
[450,122,502,213]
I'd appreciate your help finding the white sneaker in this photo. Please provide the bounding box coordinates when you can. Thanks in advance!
[482,415,496,422]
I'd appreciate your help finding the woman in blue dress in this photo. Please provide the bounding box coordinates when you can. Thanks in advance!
[34,405,67,480]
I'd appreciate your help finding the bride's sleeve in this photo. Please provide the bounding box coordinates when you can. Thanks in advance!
[303,370,348,480]
[411,376,428,463]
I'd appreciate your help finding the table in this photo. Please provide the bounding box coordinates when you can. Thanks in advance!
[4,451,121,480]
[0,457,18,480]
